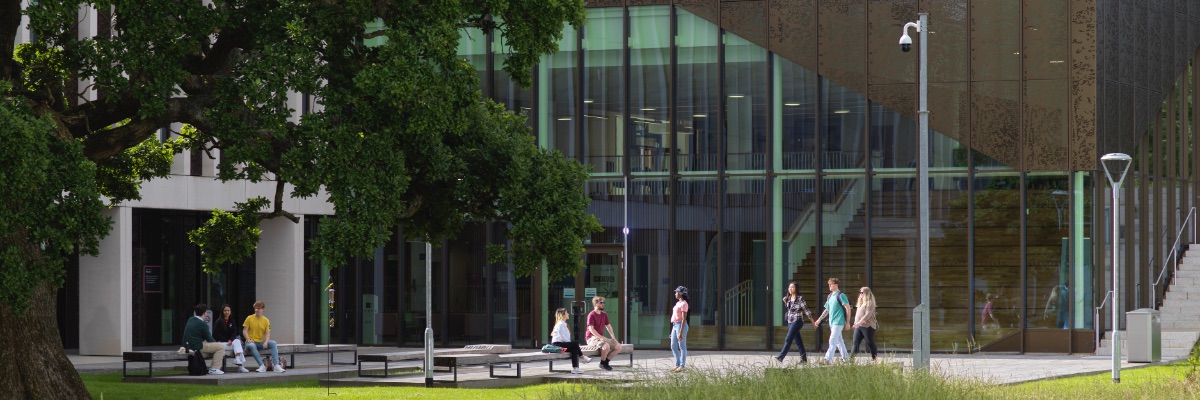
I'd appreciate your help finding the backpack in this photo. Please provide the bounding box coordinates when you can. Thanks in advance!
[187,348,208,376]
[540,344,565,353]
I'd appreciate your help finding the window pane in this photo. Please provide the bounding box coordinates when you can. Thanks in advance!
[630,6,671,175]
[724,33,767,172]
[775,58,817,172]
[676,8,719,173]
[723,176,768,348]
[583,8,625,175]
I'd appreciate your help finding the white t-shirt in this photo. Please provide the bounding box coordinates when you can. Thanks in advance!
[551,320,572,343]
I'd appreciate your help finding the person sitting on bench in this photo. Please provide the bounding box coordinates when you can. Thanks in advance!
[551,307,590,374]
[182,303,225,375]
[586,296,621,371]
[213,304,249,372]
[243,300,285,373]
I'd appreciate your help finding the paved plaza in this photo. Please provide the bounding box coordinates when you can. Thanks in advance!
[74,346,1185,388]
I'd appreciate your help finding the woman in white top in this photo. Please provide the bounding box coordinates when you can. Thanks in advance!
[551,308,590,374]
[851,287,879,362]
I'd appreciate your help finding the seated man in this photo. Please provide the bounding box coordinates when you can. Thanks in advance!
[243,300,285,373]
[585,296,622,371]
[182,303,225,375]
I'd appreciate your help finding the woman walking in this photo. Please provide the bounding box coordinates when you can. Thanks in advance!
[851,287,879,362]
[669,286,690,372]
[551,308,590,374]
[776,282,816,363]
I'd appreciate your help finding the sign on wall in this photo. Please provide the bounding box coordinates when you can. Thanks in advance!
[143,265,162,294]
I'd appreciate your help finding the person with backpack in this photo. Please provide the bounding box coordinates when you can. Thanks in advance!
[669,286,690,372]
[814,278,852,363]
[551,307,590,374]
[182,303,225,375]
[851,286,879,363]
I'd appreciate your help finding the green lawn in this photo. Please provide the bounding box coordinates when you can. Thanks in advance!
[83,374,565,400]
[1006,362,1200,399]
[85,362,1200,400]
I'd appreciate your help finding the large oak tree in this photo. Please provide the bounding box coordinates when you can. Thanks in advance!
[0,0,597,398]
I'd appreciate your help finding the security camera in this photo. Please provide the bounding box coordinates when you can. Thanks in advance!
[899,34,913,52]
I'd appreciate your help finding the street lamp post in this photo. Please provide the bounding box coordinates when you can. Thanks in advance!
[424,241,434,387]
[1101,153,1132,384]
[900,12,930,372]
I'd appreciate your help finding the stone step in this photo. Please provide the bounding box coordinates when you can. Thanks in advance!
[1158,305,1200,316]
[1176,270,1200,279]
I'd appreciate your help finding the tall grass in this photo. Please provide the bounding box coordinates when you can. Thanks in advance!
[549,363,994,400]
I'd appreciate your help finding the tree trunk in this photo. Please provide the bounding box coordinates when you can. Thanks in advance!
[0,283,92,400]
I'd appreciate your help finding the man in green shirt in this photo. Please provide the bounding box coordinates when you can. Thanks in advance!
[183,303,226,375]
[815,278,852,363]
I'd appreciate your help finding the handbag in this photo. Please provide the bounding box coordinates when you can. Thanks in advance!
[540,344,564,353]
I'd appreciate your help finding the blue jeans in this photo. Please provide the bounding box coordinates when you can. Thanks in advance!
[246,340,279,366]
[777,320,807,361]
[670,322,688,367]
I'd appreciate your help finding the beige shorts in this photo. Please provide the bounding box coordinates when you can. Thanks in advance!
[586,336,610,348]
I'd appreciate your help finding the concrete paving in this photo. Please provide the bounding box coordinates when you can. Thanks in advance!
[72,347,1185,388]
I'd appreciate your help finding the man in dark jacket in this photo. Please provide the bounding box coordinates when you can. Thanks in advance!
[183,303,226,375]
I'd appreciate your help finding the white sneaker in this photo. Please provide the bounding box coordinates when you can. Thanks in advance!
[256,364,266,373]
[570,368,583,375]
[582,356,592,364]
[208,368,225,375]
[237,365,249,373]
[275,365,286,373]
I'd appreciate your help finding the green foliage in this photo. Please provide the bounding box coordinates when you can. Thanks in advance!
[188,198,269,274]
[0,85,108,314]
[95,136,184,204]
[6,0,595,311]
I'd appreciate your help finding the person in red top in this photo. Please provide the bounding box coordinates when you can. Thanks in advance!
[586,296,621,371]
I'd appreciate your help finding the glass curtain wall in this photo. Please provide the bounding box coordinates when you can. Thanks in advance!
[772,176,820,350]
[1026,173,1071,330]
[674,177,719,349]
[494,19,532,125]
[583,8,625,175]
[723,176,768,348]
[724,33,767,173]
[972,172,1022,346]
[627,178,671,346]
[538,29,578,157]
[629,6,671,175]
[676,9,719,174]
[775,59,818,172]
[819,79,867,310]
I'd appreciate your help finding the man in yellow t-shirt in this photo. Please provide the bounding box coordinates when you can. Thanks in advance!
[242,300,285,373]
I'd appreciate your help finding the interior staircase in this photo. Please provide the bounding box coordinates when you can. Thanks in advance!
[1097,246,1200,359]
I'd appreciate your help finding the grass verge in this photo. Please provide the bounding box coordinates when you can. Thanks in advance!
[83,373,564,400]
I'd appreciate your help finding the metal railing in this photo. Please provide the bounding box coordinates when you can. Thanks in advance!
[1150,207,1197,309]
[723,280,755,326]
[1094,290,1114,353]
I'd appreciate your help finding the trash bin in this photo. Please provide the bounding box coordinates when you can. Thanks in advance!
[1125,308,1161,363]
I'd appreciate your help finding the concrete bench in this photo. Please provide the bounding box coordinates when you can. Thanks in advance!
[432,353,502,382]
[122,343,358,378]
[545,343,634,373]
[356,344,512,377]
[432,343,636,381]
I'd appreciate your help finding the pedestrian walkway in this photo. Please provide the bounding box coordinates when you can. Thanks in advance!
[71,347,1182,388]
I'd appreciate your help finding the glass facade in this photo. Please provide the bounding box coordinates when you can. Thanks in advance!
[436,4,1189,353]
[69,3,1197,356]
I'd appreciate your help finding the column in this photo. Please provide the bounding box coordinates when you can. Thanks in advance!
[256,216,304,344]
[79,206,132,355]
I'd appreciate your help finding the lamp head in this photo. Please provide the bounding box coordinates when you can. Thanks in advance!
[899,34,913,52]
